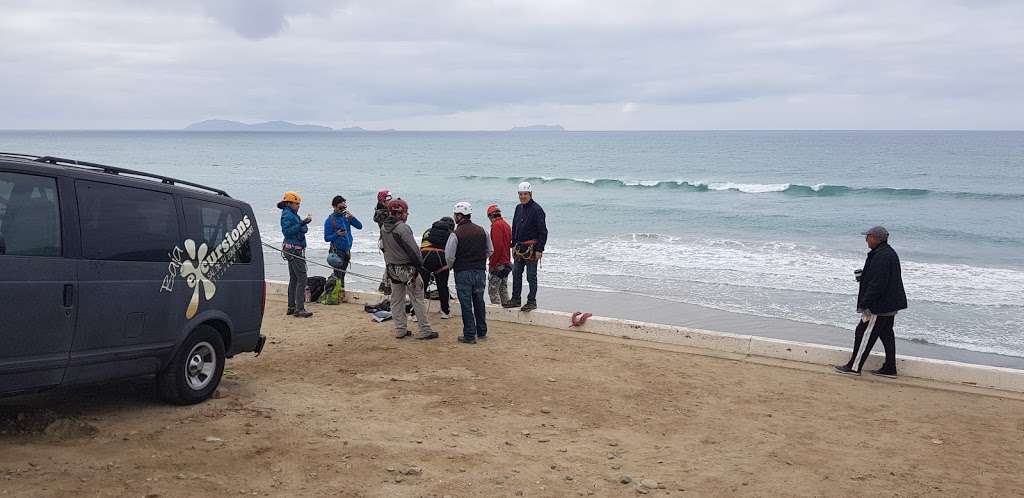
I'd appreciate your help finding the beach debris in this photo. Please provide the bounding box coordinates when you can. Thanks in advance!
[540,407,551,414]
[546,378,557,383]
[204,436,224,443]
[931,439,944,445]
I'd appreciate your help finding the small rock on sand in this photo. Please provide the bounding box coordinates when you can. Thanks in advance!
[640,479,659,489]
[204,436,224,443]
[620,475,633,484]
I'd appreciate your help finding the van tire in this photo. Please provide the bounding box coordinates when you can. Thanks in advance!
[158,325,225,405]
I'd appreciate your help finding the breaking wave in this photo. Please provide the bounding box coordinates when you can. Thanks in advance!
[458,175,1023,200]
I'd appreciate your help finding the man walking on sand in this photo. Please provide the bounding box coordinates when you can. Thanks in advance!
[444,202,493,344]
[380,198,438,340]
[834,226,907,377]
[507,182,548,312]
[487,204,512,306]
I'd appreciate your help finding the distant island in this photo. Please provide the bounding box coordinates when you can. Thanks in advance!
[185,119,333,132]
[509,124,566,132]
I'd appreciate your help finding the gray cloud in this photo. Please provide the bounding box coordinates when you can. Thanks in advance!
[0,0,1022,129]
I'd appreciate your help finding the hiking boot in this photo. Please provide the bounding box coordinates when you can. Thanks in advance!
[520,302,537,312]
[294,310,313,318]
[477,335,488,341]
[286,308,296,316]
[415,331,439,340]
[440,311,451,319]
[503,301,521,309]
[411,314,418,323]
[395,330,412,339]
[457,336,477,345]
[833,365,859,376]
[870,368,898,378]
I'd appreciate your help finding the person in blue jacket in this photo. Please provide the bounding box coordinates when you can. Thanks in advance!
[278,191,313,318]
[324,195,363,302]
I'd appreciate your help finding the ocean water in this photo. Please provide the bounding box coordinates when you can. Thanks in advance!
[2,130,1022,356]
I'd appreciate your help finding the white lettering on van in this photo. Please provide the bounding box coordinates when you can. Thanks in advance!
[160,213,255,318]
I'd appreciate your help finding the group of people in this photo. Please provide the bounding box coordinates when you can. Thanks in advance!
[276,181,548,345]
[278,182,909,376]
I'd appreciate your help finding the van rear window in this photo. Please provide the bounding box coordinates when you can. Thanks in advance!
[76,180,180,262]
[183,199,252,263]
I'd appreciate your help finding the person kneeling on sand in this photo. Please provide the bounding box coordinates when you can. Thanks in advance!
[380,198,438,340]
[834,226,907,377]
[444,202,493,344]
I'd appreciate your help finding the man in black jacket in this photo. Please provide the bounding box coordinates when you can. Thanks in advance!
[506,181,548,312]
[835,226,907,377]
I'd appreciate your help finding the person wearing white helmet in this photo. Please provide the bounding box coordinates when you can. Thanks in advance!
[508,181,548,312]
[443,201,494,344]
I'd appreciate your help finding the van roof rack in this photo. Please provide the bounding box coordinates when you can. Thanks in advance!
[0,152,230,197]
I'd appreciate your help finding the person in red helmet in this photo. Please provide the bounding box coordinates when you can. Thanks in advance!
[380,198,437,340]
[373,189,394,295]
[486,204,513,306]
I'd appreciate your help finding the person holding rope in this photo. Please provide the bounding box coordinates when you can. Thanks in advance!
[834,226,907,377]
[278,191,314,318]
[507,182,548,312]
[380,198,438,340]
[324,195,362,303]
[421,216,456,319]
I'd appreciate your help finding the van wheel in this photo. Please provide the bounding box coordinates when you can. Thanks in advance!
[159,325,225,405]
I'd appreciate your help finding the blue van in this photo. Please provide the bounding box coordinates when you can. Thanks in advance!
[0,153,266,404]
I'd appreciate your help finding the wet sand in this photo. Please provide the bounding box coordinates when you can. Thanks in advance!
[2,298,1024,497]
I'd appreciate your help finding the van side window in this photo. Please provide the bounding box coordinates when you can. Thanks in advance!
[76,181,179,262]
[182,199,252,263]
[0,172,61,257]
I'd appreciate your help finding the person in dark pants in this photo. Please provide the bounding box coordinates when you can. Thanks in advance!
[278,191,313,318]
[444,202,493,344]
[421,217,456,319]
[324,195,363,303]
[835,226,907,377]
[507,181,548,312]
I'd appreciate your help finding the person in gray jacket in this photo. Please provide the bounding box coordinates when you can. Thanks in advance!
[380,198,437,340]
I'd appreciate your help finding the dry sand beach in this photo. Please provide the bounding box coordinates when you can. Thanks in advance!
[2,298,1024,497]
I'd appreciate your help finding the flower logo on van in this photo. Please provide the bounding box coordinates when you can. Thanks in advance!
[181,239,217,319]
[161,215,254,319]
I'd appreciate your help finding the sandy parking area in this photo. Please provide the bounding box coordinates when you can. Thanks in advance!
[2,297,1024,497]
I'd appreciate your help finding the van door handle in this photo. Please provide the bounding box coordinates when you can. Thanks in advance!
[63,284,74,308]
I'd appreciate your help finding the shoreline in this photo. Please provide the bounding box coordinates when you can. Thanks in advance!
[271,260,1024,371]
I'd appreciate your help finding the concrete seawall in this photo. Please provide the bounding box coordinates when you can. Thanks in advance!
[267,281,1024,394]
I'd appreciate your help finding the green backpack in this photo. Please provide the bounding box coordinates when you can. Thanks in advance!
[319,275,344,305]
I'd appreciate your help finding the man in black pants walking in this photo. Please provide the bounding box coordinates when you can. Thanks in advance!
[835,226,907,377]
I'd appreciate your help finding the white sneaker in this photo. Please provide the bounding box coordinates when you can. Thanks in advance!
[440,312,451,319]
[411,314,418,323]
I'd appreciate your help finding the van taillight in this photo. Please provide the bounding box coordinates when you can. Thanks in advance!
[260,280,267,316]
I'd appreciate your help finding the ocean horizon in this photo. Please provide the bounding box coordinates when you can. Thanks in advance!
[2,129,1022,358]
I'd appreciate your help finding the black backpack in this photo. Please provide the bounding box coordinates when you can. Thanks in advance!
[306,276,327,302]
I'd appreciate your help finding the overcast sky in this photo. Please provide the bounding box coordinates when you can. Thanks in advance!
[1,0,1023,130]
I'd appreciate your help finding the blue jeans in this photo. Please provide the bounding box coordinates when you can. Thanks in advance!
[455,270,488,339]
[512,258,538,304]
